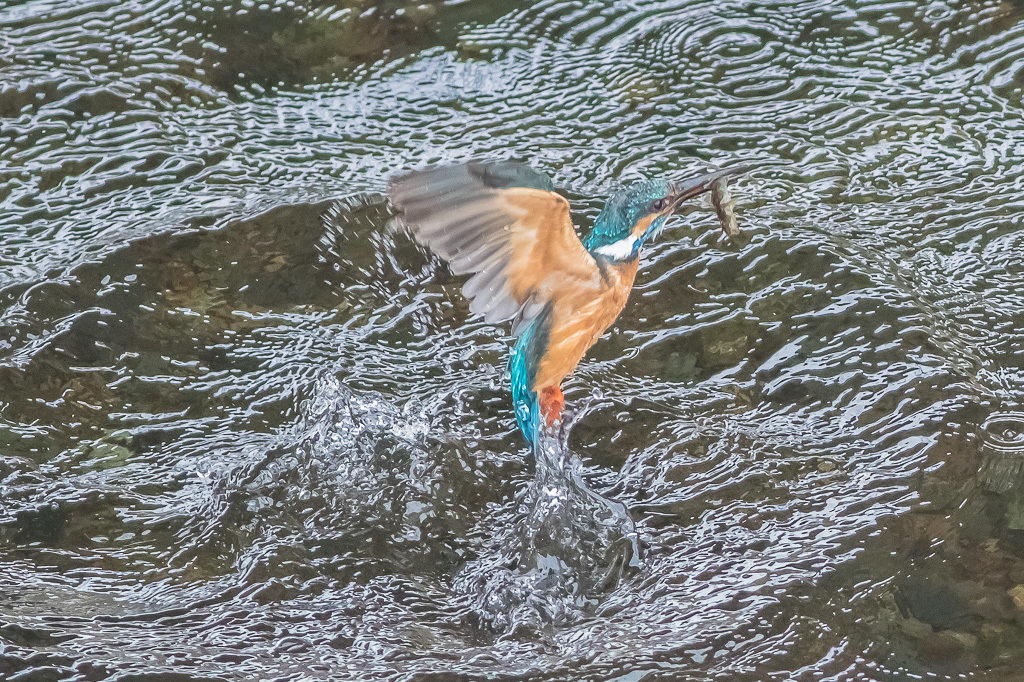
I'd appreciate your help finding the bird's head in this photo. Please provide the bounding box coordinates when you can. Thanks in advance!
[583,168,742,262]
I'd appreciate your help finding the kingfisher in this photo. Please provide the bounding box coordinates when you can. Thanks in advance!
[388,161,744,445]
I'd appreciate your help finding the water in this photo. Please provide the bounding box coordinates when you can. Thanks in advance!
[2,0,1024,678]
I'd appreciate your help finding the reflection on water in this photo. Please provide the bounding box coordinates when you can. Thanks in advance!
[3,0,1024,679]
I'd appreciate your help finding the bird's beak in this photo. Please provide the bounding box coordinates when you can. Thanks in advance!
[666,166,749,212]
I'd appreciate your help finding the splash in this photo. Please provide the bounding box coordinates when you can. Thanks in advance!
[286,376,644,636]
[254,375,645,637]
[456,409,643,636]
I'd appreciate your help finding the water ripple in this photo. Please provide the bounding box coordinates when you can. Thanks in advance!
[3,0,1024,678]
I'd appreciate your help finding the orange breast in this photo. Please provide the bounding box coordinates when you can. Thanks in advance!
[532,259,638,390]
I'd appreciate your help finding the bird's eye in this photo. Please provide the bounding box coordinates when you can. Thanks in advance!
[652,199,666,211]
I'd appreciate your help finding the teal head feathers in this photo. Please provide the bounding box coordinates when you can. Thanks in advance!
[583,173,740,262]
[583,179,672,259]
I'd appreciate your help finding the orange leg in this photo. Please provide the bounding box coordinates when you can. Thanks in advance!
[538,385,565,428]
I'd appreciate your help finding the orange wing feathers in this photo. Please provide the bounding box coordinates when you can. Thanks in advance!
[389,165,599,335]
[496,188,602,303]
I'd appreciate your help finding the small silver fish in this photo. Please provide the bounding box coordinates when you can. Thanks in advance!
[710,177,740,237]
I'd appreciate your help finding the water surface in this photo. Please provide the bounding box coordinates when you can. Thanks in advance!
[3,0,1024,679]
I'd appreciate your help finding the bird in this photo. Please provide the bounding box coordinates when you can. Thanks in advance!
[388,161,745,445]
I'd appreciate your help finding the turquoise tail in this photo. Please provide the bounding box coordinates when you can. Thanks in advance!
[508,307,551,446]
[510,336,538,445]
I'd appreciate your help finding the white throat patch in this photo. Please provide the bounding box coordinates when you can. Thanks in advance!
[594,235,638,260]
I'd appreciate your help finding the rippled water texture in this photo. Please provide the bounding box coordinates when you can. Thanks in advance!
[3,0,1024,679]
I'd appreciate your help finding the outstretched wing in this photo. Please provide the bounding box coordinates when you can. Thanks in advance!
[388,161,600,333]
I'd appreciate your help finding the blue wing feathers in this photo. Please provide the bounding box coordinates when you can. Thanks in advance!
[470,160,555,192]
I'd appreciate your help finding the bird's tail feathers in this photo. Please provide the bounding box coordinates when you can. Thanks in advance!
[508,306,552,447]
[510,335,539,446]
